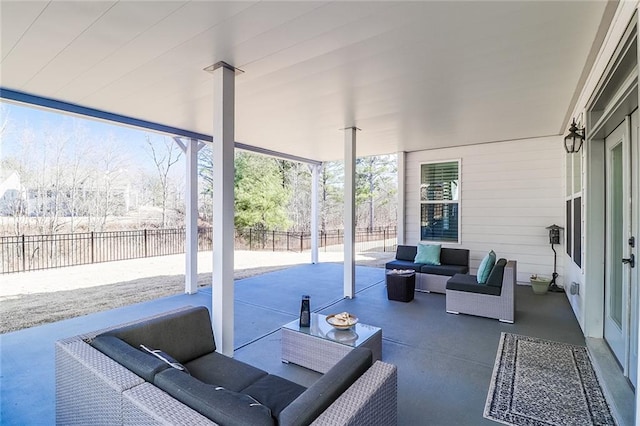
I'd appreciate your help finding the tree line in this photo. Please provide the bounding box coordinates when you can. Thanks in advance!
[198,146,397,233]
[0,115,397,236]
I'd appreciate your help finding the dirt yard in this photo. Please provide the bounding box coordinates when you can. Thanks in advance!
[1,250,392,333]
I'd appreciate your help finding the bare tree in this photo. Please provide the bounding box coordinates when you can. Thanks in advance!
[356,155,397,230]
[14,124,70,234]
[319,161,344,231]
[0,107,28,234]
[197,144,214,223]
[145,135,182,228]
[280,162,310,232]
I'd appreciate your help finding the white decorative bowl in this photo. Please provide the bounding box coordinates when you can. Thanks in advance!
[326,313,359,330]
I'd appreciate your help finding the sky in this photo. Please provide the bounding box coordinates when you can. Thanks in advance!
[0,101,186,176]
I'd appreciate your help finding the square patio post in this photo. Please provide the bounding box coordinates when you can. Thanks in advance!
[310,163,320,264]
[212,62,235,356]
[397,151,406,245]
[174,136,204,294]
[344,127,358,298]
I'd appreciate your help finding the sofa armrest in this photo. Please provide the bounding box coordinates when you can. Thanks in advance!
[280,347,373,425]
[311,361,397,426]
[55,338,145,425]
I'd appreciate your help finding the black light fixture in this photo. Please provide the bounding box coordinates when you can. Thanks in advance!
[546,224,564,292]
[564,118,585,154]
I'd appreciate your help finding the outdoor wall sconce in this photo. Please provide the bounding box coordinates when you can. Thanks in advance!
[564,118,585,154]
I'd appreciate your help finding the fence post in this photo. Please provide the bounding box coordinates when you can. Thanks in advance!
[383,229,386,252]
[144,229,148,258]
[21,234,26,272]
[300,234,303,253]
[272,230,275,252]
[90,232,95,263]
[287,231,289,251]
[249,228,252,250]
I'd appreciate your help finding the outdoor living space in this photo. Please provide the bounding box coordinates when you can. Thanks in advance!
[2,260,589,425]
[2,2,640,424]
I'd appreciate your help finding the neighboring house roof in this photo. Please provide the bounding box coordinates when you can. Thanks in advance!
[0,170,21,198]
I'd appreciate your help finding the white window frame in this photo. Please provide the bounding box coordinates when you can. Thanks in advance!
[419,159,461,244]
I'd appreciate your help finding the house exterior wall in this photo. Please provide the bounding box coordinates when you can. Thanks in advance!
[566,1,638,337]
[565,3,639,421]
[405,136,565,285]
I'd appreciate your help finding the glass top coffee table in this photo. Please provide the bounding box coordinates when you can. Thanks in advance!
[281,313,382,373]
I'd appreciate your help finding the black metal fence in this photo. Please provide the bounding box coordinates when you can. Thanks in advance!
[0,226,396,274]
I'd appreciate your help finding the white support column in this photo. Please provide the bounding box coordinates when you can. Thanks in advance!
[344,127,358,298]
[173,137,201,294]
[310,164,320,264]
[397,151,406,245]
[212,62,236,356]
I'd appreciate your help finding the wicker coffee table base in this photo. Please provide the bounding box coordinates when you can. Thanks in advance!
[282,326,382,373]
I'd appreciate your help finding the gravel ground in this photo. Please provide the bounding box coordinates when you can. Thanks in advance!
[1,250,392,333]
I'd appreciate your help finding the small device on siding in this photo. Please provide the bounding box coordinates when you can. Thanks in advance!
[299,295,310,327]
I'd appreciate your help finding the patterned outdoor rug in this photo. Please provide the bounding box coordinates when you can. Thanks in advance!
[484,333,616,425]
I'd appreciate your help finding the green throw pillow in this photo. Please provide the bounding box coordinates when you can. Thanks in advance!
[477,250,496,284]
[414,244,441,265]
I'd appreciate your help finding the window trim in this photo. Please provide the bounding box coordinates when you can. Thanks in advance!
[419,159,461,244]
[565,151,583,269]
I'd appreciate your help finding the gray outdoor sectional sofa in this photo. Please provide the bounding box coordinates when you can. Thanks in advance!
[385,245,470,293]
[55,306,397,425]
[445,258,517,323]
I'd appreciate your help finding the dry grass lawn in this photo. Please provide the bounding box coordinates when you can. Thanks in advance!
[1,251,391,334]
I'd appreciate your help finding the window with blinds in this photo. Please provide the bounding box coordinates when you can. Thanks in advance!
[420,161,460,243]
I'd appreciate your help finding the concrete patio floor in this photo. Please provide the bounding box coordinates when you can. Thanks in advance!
[2,263,590,425]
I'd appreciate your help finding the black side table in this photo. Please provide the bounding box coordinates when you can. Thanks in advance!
[386,270,416,302]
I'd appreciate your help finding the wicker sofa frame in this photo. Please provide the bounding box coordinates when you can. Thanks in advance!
[55,307,398,425]
[445,260,517,323]
[385,245,470,294]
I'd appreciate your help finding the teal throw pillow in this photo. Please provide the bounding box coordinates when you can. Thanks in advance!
[477,250,496,284]
[414,244,441,265]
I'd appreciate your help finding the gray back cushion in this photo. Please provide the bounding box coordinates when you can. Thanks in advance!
[185,351,267,392]
[91,335,168,382]
[440,248,470,266]
[107,306,215,363]
[278,347,373,426]
[396,245,417,261]
[155,368,274,426]
[486,258,507,288]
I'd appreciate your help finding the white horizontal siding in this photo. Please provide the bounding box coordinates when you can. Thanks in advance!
[405,136,565,284]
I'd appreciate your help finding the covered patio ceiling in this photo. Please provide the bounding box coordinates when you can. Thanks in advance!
[1,1,614,162]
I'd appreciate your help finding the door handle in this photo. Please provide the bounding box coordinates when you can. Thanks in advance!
[622,254,635,268]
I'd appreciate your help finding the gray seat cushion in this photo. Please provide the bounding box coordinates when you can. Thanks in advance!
[105,306,215,364]
[241,374,306,419]
[185,351,268,392]
[385,259,424,272]
[388,246,470,274]
[446,274,501,296]
[90,335,168,382]
[278,347,373,426]
[154,368,274,426]
[420,264,468,276]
